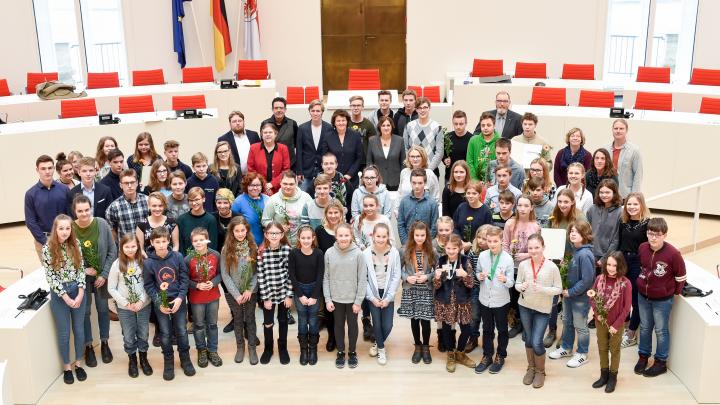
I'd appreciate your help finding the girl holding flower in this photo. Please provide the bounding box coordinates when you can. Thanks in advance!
[221,217,259,365]
[108,234,153,378]
[589,252,632,393]
[452,180,493,252]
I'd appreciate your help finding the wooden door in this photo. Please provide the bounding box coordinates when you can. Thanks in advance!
[321,0,406,92]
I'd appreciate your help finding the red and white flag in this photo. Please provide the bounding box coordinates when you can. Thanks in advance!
[244,0,262,60]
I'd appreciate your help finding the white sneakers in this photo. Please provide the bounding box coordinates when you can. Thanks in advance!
[621,333,638,349]
[548,347,589,368]
[377,348,387,365]
[369,343,378,357]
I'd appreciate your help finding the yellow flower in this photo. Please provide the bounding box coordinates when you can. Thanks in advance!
[126,267,136,276]
[511,239,518,244]
[466,216,474,221]
[83,240,92,248]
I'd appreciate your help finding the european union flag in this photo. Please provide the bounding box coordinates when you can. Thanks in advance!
[172,0,190,67]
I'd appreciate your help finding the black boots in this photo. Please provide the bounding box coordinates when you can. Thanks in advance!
[298,335,309,365]
[437,330,446,352]
[592,368,609,388]
[260,327,274,364]
[362,316,374,342]
[278,339,290,365]
[308,334,319,365]
[128,353,139,378]
[421,345,432,364]
[138,351,153,376]
[179,351,196,376]
[605,371,618,393]
[84,346,97,367]
[411,345,422,364]
[101,341,113,363]
[163,354,174,381]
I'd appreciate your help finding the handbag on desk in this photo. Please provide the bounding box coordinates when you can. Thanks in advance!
[682,282,713,298]
[17,288,49,311]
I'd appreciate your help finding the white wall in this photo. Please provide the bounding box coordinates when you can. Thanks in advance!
[0,1,41,94]
[406,0,608,85]
[693,0,720,69]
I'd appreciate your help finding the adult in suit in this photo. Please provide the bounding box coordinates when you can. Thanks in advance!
[474,91,523,139]
[296,100,333,193]
[366,116,405,191]
[218,110,260,175]
[68,157,113,220]
[317,110,364,190]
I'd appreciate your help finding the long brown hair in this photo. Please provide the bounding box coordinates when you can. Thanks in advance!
[448,160,470,191]
[589,148,617,177]
[223,216,258,275]
[47,215,82,271]
[148,160,171,192]
[403,221,435,267]
[95,136,118,167]
[550,188,581,227]
[118,234,143,274]
[210,141,239,178]
[295,225,318,249]
[356,194,380,232]
[132,132,160,164]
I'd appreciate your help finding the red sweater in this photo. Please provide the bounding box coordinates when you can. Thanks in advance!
[186,249,221,304]
[247,142,290,195]
[637,241,687,300]
[590,275,632,330]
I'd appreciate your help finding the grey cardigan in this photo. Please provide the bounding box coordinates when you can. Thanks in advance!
[366,135,405,189]
[84,217,117,298]
[220,248,258,299]
[604,141,643,198]
[586,204,622,260]
[363,246,402,302]
[323,243,367,305]
[400,248,435,289]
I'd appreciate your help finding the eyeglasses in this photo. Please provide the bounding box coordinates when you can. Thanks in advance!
[156,169,168,173]
[496,99,510,104]
[266,231,282,236]
[248,183,262,188]
[647,231,666,239]
[121,181,137,186]
[189,198,203,204]
[529,168,542,173]
[363,176,377,180]
[417,106,430,110]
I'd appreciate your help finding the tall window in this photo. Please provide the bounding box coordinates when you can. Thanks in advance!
[33,0,128,88]
[603,0,698,83]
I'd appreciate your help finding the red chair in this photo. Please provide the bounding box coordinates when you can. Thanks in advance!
[0,79,10,96]
[182,66,214,83]
[60,98,97,119]
[471,59,503,77]
[634,91,672,111]
[132,69,165,86]
[561,64,595,80]
[578,90,615,108]
[118,95,155,114]
[348,69,381,90]
[406,85,422,97]
[304,86,320,104]
[699,97,720,114]
[530,87,567,106]
[27,72,59,94]
[237,60,270,80]
[514,62,547,79]
[689,68,720,86]
[286,86,305,104]
[636,66,671,83]
[87,72,120,89]
[172,95,206,110]
[423,86,441,103]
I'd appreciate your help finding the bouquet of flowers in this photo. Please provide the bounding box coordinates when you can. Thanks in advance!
[275,202,290,225]
[587,289,609,328]
[476,146,492,183]
[510,239,519,257]
[159,282,170,308]
[559,253,572,289]
[443,128,452,157]
[186,246,212,281]
[330,176,347,206]
[462,216,474,242]
[81,240,100,271]
[123,266,140,304]
[539,144,553,166]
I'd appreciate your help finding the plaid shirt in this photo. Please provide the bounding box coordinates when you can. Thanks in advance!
[257,245,293,303]
[106,194,149,238]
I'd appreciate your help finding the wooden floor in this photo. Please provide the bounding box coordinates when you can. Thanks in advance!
[0,223,707,404]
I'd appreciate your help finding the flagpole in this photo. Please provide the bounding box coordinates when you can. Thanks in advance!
[188,1,207,66]
[235,1,245,61]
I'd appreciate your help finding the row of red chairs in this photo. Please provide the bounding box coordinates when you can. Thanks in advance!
[529,86,720,114]
[0,60,271,95]
[58,94,208,119]
[471,59,720,86]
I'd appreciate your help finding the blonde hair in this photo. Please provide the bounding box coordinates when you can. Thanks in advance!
[621,192,651,223]
[47,215,82,271]
[210,141,238,178]
[564,127,586,146]
[404,145,428,169]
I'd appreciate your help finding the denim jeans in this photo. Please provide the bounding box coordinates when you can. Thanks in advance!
[560,297,590,354]
[83,288,110,345]
[519,305,550,356]
[638,294,673,361]
[470,285,481,338]
[50,288,87,365]
[294,281,320,336]
[624,252,642,331]
[191,299,220,352]
[154,299,190,355]
[367,290,394,349]
[117,305,151,354]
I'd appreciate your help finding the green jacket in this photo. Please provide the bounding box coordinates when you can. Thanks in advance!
[466,132,500,181]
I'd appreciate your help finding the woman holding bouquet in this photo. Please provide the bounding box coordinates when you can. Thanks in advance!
[589,252,632,393]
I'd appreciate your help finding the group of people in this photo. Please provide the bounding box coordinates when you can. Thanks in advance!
[27,89,685,393]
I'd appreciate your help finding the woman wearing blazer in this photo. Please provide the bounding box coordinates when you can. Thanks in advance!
[367,116,405,191]
[247,122,291,195]
[296,100,333,193]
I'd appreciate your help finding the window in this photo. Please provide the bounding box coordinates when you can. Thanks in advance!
[603,0,698,83]
[33,0,128,88]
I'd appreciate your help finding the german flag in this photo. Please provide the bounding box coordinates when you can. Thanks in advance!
[212,0,232,71]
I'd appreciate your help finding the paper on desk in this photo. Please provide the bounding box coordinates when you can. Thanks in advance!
[511,141,542,169]
[540,228,566,261]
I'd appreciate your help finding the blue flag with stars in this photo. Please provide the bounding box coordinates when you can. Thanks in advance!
[172,0,190,67]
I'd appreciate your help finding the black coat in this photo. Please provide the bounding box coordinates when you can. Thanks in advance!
[67,182,114,220]
[434,255,474,304]
[217,130,261,166]
[296,120,333,178]
[317,128,364,183]
[474,109,523,139]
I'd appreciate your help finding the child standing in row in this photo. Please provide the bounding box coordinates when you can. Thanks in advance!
[433,216,455,352]
[465,225,492,354]
[434,235,476,373]
[398,222,436,364]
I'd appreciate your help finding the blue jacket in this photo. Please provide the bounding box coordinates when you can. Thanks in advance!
[143,250,189,302]
[231,193,267,245]
[397,191,438,244]
[296,120,333,178]
[566,244,595,299]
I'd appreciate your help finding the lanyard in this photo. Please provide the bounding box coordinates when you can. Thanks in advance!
[488,252,501,280]
[531,257,545,282]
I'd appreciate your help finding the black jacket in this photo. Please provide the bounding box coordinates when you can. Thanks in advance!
[433,255,474,304]
[67,182,113,220]
[317,129,364,183]
[296,120,333,178]
[217,130,261,166]
[474,109,523,139]
[100,171,123,201]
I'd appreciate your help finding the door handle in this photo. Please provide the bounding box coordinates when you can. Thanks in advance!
[364,35,377,47]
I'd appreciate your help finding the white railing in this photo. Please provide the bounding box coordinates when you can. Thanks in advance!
[647,176,720,252]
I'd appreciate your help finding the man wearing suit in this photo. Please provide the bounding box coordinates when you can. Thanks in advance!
[68,157,113,219]
[296,100,333,193]
[474,91,523,139]
[218,111,260,174]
